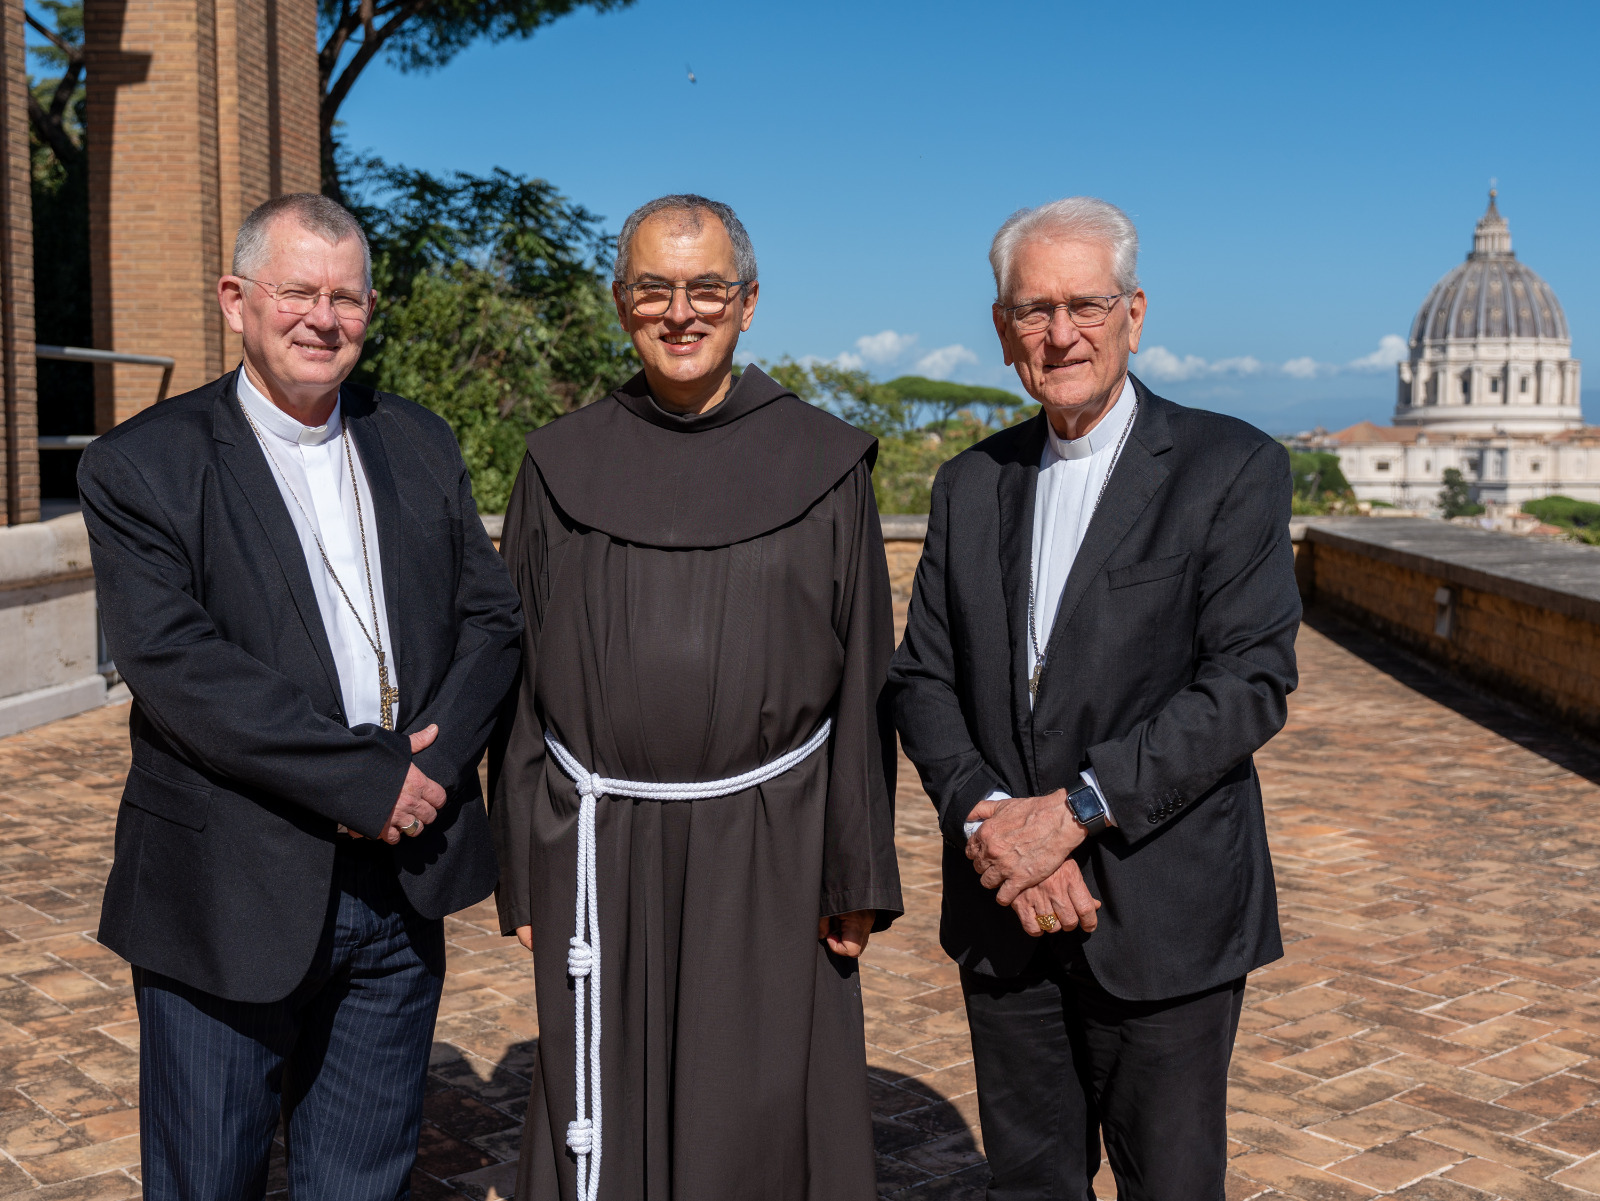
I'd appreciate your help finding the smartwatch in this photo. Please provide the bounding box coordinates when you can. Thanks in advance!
[1066,780,1109,834]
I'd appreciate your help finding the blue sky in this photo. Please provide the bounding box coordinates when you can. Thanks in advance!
[338,0,1599,434]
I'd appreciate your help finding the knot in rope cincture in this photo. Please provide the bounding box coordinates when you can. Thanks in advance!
[567,937,594,978]
[566,1119,594,1155]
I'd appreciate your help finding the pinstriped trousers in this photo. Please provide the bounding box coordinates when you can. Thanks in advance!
[133,843,447,1201]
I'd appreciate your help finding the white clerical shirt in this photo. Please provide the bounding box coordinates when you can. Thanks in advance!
[967,376,1138,836]
[237,367,397,730]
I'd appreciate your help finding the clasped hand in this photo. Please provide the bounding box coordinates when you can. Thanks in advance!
[966,790,1100,935]
[361,723,447,844]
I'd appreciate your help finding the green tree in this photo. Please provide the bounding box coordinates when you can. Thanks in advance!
[1519,495,1600,543]
[317,0,636,197]
[1437,468,1482,518]
[767,359,1031,514]
[882,375,1028,432]
[349,160,637,512]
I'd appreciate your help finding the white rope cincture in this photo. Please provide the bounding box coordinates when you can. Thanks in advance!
[542,718,834,1201]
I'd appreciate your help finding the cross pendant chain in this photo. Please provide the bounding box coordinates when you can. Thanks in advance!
[237,400,400,732]
[377,653,398,731]
[1029,661,1044,700]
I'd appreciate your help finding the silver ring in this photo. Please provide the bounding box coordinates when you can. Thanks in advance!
[402,817,423,837]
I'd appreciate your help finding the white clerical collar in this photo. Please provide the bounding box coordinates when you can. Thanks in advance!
[1044,376,1137,462]
[236,364,343,447]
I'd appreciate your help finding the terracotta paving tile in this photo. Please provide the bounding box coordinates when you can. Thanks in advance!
[1296,1070,1413,1113]
[1229,1150,1380,1199]
[1308,1101,1441,1150]
[1473,1041,1592,1085]
[1527,1106,1600,1156]
[1327,1136,1463,1191]
[11,616,1600,1195]
[1498,1073,1600,1118]
[1417,1119,1576,1177]
[1443,1156,1598,1200]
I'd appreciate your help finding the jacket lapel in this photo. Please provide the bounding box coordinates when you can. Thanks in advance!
[212,373,344,710]
[1040,378,1174,669]
[997,413,1048,793]
[343,389,410,727]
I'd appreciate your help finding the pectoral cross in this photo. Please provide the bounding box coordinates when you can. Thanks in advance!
[377,652,399,731]
[1029,660,1044,699]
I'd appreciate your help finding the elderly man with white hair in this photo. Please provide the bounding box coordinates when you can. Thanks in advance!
[889,197,1300,1199]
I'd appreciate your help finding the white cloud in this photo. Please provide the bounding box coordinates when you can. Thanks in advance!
[1347,334,1408,372]
[834,352,865,370]
[915,344,979,380]
[1146,336,1407,383]
[853,329,919,364]
[1139,346,1262,382]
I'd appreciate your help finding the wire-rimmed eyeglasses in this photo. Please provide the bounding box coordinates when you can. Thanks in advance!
[1000,294,1127,334]
[239,277,373,323]
[620,279,751,318]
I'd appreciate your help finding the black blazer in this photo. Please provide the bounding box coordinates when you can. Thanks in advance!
[888,376,1299,1001]
[78,371,523,1003]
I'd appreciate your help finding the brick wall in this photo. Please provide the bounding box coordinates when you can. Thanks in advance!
[0,0,37,525]
[84,0,322,429]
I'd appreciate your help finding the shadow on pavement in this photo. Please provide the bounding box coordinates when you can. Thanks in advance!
[1303,606,1600,785]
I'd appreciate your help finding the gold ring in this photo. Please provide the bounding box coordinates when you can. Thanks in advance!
[402,818,423,837]
[1037,912,1061,933]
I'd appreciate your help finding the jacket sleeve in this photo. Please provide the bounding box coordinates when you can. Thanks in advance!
[79,437,411,837]
[888,468,1010,846]
[486,456,546,934]
[820,459,903,929]
[1085,439,1301,841]
[406,455,524,799]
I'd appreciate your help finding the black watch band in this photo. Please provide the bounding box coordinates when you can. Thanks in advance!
[1067,781,1108,834]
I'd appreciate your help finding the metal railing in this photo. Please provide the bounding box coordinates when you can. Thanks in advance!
[36,346,176,449]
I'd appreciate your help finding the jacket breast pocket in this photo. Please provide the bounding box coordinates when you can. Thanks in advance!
[1106,552,1191,590]
[122,764,211,831]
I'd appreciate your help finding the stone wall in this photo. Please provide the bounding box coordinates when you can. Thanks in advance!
[1297,517,1600,739]
[882,515,927,605]
[0,513,106,737]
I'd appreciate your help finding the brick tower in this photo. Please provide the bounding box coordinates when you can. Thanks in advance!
[83,0,320,432]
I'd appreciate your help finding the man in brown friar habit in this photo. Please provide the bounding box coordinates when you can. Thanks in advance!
[490,194,903,1200]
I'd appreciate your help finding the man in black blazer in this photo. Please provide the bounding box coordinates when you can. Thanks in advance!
[78,194,522,1198]
[889,197,1300,1199]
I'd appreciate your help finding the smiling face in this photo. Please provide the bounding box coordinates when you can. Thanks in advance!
[613,210,758,414]
[992,235,1146,440]
[218,217,374,421]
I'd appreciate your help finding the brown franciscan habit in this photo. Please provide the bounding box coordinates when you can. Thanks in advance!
[489,365,903,1200]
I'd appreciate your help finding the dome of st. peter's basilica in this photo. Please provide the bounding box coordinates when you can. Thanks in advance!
[1395,192,1581,436]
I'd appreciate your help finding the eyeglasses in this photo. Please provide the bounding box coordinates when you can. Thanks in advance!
[620,279,751,318]
[1000,294,1126,334]
[240,278,372,323]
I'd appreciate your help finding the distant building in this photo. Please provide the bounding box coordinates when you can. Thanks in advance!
[1296,193,1595,508]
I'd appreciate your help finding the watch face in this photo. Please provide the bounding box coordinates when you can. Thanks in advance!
[1069,788,1100,823]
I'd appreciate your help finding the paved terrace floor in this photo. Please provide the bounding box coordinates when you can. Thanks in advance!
[2,614,1600,1199]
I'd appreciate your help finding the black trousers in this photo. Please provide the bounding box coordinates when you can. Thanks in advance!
[135,842,446,1200]
[961,946,1244,1201]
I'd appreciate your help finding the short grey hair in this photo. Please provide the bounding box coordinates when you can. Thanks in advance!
[989,196,1139,302]
[233,193,372,289]
[614,194,757,284]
